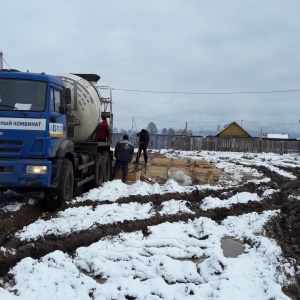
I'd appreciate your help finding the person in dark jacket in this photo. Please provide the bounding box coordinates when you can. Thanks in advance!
[110,134,134,183]
[135,129,150,164]
[97,117,111,142]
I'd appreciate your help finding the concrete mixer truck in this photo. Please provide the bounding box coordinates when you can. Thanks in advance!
[0,63,113,211]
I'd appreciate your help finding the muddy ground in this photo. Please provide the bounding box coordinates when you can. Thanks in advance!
[0,163,300,298]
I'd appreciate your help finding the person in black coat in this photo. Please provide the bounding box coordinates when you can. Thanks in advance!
[110,134,134,183]
[135,129,150,164]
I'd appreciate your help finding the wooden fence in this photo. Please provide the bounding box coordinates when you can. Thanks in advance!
[112,133,300,154]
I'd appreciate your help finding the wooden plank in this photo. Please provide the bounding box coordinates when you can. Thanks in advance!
[150,158,172,166]
[193,167,222,174]
[194,162,216,168]
[149,153,166,158]
[115,169,141,181]
[145,166,169,179]
[112,154,224,185]
[171,159,192,167]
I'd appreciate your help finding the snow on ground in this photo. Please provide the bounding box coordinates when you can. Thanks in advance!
[167,150,298,180]
[1,150,299,299]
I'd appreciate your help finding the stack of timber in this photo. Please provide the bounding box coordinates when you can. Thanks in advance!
[115,153,222,185]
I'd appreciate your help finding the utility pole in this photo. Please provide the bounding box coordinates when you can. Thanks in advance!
[132,117,138,133]
[132,117,134,132]
[185,122,187,135]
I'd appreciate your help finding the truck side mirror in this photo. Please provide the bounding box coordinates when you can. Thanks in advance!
[59,104,71,115]
[59,105,66,114]
[62,88,71,104]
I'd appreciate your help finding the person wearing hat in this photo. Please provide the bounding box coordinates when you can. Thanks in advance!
[135,128,150,165]
[110,134,134,183]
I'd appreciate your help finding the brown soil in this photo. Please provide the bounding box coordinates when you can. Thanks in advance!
[0,164,300,298]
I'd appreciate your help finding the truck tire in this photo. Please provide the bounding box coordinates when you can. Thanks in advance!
[43,158,74,212]
[87,153,104,189]
[102,151,111,182]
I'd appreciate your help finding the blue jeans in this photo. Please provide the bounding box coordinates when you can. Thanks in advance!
[111,160,129,181]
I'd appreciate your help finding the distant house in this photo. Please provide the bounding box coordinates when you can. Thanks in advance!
[262,133,290,140]
[215,121,251,138]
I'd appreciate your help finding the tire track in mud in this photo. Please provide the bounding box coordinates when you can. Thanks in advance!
[0,201,45,245]
[1,163,300,294]
[0,194,289,277]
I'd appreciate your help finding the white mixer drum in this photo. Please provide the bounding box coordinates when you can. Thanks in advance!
[57,73,101,143]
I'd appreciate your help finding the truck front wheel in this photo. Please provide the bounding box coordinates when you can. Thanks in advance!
[43,158,74,212]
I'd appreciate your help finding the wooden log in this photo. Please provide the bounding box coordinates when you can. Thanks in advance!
[115,169,141,181]
[150,158,172,166]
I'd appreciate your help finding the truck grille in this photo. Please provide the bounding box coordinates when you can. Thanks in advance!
[0,166,13,172]
[0,140,23,154]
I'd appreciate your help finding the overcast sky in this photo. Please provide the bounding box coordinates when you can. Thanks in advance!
[2,1,300,137]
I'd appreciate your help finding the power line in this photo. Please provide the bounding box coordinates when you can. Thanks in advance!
[133,117,183,123]
[113,88,300,95]
[133,116,300,127]
[240,119,299,126]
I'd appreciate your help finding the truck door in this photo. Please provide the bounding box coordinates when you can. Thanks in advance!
[49,87,66,143]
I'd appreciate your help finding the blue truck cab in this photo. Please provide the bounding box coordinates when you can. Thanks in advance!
[0,69,112,211]
[0,69,68,187]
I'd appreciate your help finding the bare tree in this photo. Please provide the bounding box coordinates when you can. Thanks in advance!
[161,128,167,134]
[146,122,158,134]
[176,128,193,136]
[167,128,175,136]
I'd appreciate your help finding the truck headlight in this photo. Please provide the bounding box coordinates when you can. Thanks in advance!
[26,165,48,174]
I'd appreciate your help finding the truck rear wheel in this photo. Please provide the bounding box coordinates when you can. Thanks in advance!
[94,153,104,186]
[102,151,111,182]
[87,153,104,190]
[43,158,74,212]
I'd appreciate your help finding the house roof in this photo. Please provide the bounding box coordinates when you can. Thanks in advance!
[215,121,252,137]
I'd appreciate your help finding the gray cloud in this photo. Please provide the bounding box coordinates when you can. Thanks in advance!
[1,0,300,136]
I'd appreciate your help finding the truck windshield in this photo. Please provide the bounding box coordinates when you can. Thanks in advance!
[0,79,47,112]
